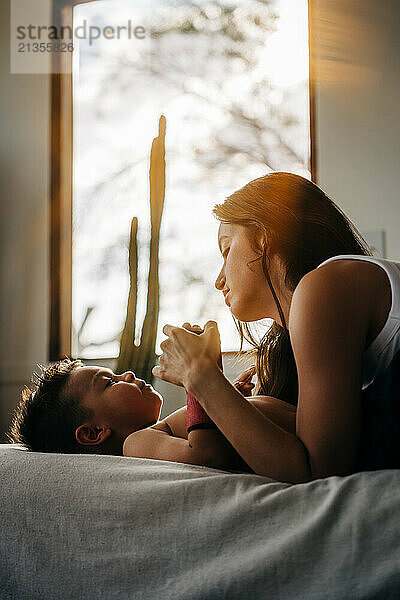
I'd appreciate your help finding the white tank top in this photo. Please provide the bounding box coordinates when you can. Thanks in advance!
[315,254,400,470]
[317,254,400,390]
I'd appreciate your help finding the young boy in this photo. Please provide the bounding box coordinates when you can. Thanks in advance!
[7,356,296,473]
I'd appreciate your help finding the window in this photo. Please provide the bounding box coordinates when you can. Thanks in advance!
[51,0,313,360]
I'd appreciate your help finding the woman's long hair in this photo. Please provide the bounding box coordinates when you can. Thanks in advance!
[213,172,372,406]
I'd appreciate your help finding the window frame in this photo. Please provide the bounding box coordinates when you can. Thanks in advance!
[49,0,317,361]
[50,0,97,360]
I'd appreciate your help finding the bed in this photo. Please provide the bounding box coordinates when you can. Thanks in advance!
[1,443,399,599]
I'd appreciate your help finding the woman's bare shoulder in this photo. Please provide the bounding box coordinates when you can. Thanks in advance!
[297,257,389,299]
[294,259,383,319]
[292,258,390,347]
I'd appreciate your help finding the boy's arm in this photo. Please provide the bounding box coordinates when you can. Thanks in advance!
[153,406,188,438]
[122,426,235,470]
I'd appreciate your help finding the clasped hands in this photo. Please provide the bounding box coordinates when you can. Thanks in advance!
[152,321,255,397]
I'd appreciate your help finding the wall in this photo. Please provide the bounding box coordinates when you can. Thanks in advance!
[0,0,51,440]
[1,0,400,437]
[313,0,400,260]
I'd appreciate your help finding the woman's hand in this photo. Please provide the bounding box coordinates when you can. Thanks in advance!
[152,320,222,390]
[181,322,204,335]
[182,323,255,397]
[233,366,256,397]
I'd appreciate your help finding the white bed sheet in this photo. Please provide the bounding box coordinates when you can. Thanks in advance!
[1,444,399,599]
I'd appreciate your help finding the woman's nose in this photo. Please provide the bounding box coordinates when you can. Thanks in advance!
[215,268,225,290]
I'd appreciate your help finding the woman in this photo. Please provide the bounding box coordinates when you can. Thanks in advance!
[152,172,400,483]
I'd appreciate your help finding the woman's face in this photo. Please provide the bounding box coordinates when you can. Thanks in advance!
[70,367,163,443]
[215,223,279,322]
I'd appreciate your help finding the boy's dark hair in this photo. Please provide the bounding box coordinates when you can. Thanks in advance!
[6,357,96,454]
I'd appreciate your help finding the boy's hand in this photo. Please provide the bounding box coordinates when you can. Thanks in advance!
[233,366,256,397]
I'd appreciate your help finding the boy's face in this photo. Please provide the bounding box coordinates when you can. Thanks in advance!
[70,366,163,447]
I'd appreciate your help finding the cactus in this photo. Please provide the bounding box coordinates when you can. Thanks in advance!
[116,115,166,382]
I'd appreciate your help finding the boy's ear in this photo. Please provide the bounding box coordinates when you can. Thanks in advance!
[75,424,112,446]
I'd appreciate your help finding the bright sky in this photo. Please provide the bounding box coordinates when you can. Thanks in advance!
[261,0,309,87]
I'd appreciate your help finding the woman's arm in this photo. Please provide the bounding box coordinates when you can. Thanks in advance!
[153,264,370,483]
[190,267,369,481]
[156,396,296,440]
[187,367,311,482]
[146,363,257,441]
[153,321,311,481]
[288,263,368,478]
